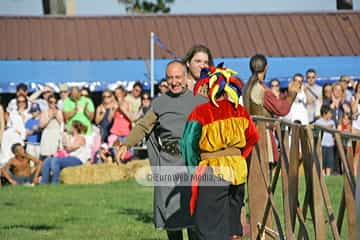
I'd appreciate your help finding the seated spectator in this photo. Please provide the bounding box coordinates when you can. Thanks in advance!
[41,121,90,184]
[89,125,102,163]
[0,143,42,186]
[315,105,335,176]
[63,86,95,135]
[25,103,42,159]
[94,143,115,164]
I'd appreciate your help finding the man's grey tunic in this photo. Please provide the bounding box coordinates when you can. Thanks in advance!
[147,90,205,230]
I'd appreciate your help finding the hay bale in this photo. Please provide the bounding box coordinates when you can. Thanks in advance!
[126,159,151,178]
[60,159,151,184]
[60,163,129,184]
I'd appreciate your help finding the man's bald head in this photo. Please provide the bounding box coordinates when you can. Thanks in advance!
[166,60,188,94]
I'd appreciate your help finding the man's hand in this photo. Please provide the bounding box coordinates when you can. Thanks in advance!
[288,81,300,94]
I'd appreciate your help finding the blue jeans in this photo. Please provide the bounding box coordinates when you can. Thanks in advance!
[41,156,82,184]
[8,170,35,185]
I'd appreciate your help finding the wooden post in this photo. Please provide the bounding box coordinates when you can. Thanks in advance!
[334,133,357,240]
[288,125,300,231]
[247,122,272,239]
[301,127,326,239]
[275,123,295,239]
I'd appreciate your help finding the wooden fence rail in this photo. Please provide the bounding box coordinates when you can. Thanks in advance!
[248,116,358,240]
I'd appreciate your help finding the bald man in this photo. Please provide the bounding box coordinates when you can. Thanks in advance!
[117,60,205,240]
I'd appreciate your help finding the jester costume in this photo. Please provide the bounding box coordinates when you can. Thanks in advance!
[181,64,259,240]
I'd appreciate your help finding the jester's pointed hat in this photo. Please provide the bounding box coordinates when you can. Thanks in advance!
[193,62,243,108]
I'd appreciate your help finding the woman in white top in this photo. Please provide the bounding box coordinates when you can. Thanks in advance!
[41,120,90,184]
[39,95,64,159]
[0,95,30,166]
[284,74,310,125]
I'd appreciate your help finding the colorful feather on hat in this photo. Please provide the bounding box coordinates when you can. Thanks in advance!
[193,62,243,108]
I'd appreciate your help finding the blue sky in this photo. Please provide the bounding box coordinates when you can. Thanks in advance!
[1,0,359,16]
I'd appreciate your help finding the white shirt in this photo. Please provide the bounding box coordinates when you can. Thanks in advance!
[69,135,92,164]
[315,118,335,147]
[305,83,322,123]
[284,87,309,125]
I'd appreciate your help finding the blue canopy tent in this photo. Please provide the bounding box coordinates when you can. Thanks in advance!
[0,56,359,93]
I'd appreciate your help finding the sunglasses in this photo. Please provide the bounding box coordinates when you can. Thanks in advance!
[160,85,168,88]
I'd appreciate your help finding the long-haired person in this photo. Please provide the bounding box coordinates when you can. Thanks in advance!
[241,54,299,236]
[183,44,214,93]
[243,54,299,115]
[95,90,117,143]
[41,120,90,184]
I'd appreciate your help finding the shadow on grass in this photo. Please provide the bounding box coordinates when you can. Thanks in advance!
[118,208,153,224]
[0,224,61,231]
[3,202,15,206]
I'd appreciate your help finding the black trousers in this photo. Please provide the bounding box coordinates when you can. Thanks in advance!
[166,228,198,240]
[194,169,245,240]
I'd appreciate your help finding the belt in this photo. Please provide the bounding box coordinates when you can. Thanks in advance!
[161,141,180,156]
[200,147,242,160]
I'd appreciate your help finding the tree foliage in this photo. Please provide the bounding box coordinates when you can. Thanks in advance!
[118,0,174,14]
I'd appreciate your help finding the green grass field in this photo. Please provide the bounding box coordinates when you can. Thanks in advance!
[0,177,347,240]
